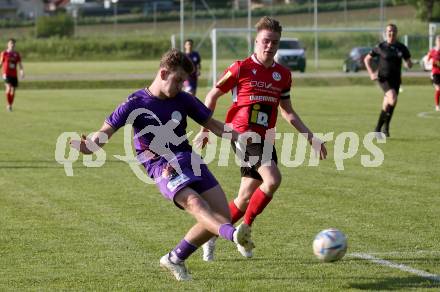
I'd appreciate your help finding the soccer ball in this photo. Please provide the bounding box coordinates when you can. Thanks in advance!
[313,228,347,262]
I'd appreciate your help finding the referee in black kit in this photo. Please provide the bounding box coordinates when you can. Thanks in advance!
[364,23,413,138]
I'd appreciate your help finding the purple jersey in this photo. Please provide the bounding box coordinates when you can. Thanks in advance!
[106,88,217,203]
[105,88,211,162]
[186,51,201,80]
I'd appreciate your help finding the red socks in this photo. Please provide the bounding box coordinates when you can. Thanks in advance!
[6,92,14,106]
[435,90,440,106]
[243,188,272,226]
[229,200,245,224]
[229,189,273,226]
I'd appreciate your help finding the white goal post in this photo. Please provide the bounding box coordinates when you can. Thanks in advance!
[210,27,383,84]
[429,22,440,50]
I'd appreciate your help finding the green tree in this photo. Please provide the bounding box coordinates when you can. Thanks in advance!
[404,0,439,21]
[35,14,74,38]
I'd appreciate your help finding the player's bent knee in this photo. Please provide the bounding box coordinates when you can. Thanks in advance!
[236,194,251,207]
[387,91,397,101]
[184,195,208,214]
[263,176,281,193]
[175,189,206,212]
[238,189,253,200]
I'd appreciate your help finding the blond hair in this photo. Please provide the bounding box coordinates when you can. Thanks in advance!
[255,16,282,34]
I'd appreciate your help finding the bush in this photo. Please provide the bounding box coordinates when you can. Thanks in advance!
[0,18,33,28]
[36,14,74,38]
[18,36,172,61]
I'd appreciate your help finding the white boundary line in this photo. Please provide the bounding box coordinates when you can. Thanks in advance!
[417,111,440,119]
[365,251,440,256]
[349,253,440,283]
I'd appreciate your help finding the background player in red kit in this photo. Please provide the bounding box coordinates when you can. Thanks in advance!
[427,35,440,112]
[193,16,327,260]
[0,38,24,112]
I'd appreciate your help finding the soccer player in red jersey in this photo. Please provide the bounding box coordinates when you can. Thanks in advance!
[193,16,327,260]
[427,35,440,112]
[0,38,24,112]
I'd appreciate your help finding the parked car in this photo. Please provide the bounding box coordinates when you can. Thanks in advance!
[66,3,131,17]
[343,47,378,72]
[143,1,178,15]
[274,38,306,72]
[420,54,433,71]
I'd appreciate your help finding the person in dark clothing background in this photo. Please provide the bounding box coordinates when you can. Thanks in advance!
[364,23,413,138]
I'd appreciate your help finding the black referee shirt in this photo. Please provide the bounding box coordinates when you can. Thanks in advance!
[369,41,411,80]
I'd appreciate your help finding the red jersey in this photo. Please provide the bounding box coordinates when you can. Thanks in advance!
[428,48,440,75]
[216,54,292,137]
[0,50,21,77]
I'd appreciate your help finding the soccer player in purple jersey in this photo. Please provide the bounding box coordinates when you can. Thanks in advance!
[183,39,201,95]
[70,49,253,281]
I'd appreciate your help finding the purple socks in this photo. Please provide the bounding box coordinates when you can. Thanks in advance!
[169,239,198,264]
[218,223,235,241]
[168,224,236,263]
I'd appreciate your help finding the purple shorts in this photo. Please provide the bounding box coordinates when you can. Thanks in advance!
[147,152,218,208]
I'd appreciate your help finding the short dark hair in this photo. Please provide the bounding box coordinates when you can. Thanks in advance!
[184,39,194,45]
[255,16,282,34]
[386,23,398,32]
[159,48,194,75]
[8,38,16,44]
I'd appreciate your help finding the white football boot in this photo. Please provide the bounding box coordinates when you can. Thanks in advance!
[237,242,254,258]
[233,223,255,258]
[202,237,217,262]
[159,254,192,281]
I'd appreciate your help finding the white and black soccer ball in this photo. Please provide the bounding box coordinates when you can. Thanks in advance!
[313,228,347,262]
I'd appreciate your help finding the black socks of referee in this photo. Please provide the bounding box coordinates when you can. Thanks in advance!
[383,105,395,134]
[375,105,395,135]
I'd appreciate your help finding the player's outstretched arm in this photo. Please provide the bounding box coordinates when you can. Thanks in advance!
[364,54,377,81]
[404,58,413,69]
[202,117,239,140]
[70,122,116,154]
[193,88,226,148]
[279,99,327,160]
[204,87,225,114]
[18,61,24,78]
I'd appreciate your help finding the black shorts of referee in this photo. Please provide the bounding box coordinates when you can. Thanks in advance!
[378,76,400,94]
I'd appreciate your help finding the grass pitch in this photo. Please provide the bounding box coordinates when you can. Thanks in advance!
[0,85,439,290]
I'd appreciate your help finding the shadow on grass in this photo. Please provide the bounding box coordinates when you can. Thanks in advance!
[0,160,127,169]
[349,276,440,290]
